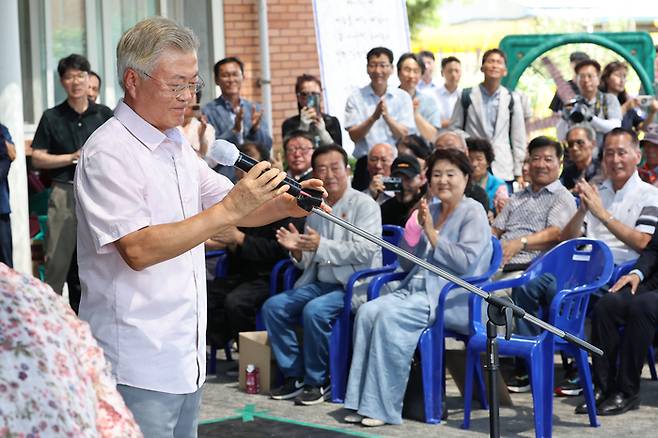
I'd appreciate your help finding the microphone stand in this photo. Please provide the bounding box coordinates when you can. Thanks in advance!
[309,206,602,438]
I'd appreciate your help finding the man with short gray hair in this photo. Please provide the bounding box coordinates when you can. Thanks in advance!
[75,17,325,435]
[560,124,601,191]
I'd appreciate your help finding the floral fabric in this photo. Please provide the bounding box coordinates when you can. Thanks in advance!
[0,263,142,437]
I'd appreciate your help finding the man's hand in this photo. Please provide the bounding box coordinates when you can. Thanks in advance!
[610,273,641,294]
[379,98,389,118]
[412,96,420,113]
[220,161,289,223]
[298,225,321,252]
[71,150,81,163]
[264,178,330,220]
[502,239,524,266]
[233,106,244,133]
[276,223,303,261]
[251,108,263,131]
[211,225,245,246]
[368,174,385,198]
[577,181,607,221]
[372,98,385,120]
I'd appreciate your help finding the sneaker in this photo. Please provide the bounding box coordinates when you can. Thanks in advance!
[555,373,582,397]
[506,374,531,393]
[270,377,304,400]
[361,417,386,427]
[343,413,364,423]
[294,382,332,406]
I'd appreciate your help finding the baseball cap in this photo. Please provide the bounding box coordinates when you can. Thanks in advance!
[391,155,421,178]
[569,51,589,64]
[641,123,658,147]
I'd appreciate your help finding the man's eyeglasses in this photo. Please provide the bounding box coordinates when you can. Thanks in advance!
[567,139,587,149]
[367,63,392,70]
[297,92,320,98]
[287,145,314,154]
[139,70,205,99]
[62,72,89,82]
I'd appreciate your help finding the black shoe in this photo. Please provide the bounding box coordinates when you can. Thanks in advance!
[598,392,640,416]
[506,374,531,393]
[270,377,304,400]
[575,387,605,414]
[294,382,332,406]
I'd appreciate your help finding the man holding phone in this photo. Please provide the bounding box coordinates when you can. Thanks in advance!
[282,74,342,147]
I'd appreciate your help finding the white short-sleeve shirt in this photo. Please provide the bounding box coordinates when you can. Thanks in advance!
[75,100,233,394]
[585,172,658,264]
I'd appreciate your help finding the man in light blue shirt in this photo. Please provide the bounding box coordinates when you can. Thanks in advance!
[203,57,272,152]
[345,47,416,190]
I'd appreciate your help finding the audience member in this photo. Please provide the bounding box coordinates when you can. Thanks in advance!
[205,141,305,360]
[264,144,381,405]
[346,47,415,190]
[203,56,272,151]
[586,226,658,415]
[178,90,216,165]
[467,137,509,214]
[516,128,658,344]
[397,53,441,143]
[492,136,576,273]
[396,134,432,176]
[282,74,342,146]
[638,123,658,184]
[380,155,424,226]
[416,50,439,94]
[74,17,324,435]
[549,51,589,113]
[557,59,622,148]
[283,131,316,183]
[364,143,395,205]
[437,56,462,129]
[560,124,600,190]
[449,48,526,185]
[343,148,492,427]
[88,70,101,103]
[31,53,113,313]
[600,61,643,131]
[435,131,490,213]
[0,264,142,437]
[0,123,16,267]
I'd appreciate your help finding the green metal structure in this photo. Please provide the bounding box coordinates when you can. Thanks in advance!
[500,32,656,95]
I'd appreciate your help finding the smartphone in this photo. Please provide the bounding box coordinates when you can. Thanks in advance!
[637,95,655,107]
[306,93,321,114]
[382,176,402,192]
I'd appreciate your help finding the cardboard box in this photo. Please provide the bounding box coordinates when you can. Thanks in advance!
[238,331,279,393]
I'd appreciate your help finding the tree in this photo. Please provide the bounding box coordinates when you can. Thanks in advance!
[406,0,443,34]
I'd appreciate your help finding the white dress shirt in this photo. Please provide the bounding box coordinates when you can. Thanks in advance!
[75,100,233,394]
[436,85,461,124]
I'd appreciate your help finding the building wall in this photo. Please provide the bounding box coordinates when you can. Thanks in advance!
[222,0,321,151]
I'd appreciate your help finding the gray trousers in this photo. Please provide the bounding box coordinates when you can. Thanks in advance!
[44,182,77,294]
[117,384,203,438]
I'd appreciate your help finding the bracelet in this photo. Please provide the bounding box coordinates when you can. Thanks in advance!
[601,214,614,226]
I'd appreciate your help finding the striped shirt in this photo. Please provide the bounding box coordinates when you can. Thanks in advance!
[493,179,577,265]
[584,172,658,264]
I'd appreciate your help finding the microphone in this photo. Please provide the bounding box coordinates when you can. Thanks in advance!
[209,139,323,210]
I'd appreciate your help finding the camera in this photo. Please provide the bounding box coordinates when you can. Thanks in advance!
[638,95,655,107]
[306,93,321,114]
[382,176,402,192]
[563,97,592,123]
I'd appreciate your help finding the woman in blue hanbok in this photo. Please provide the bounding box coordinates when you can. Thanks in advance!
[343,148,492,427]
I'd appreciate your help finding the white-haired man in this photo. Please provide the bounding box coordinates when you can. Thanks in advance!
[74,17,325,435]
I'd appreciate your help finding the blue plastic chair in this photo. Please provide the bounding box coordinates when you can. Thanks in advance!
[366,235,502,423]
[462,239,614,438]
[205,250,232,374]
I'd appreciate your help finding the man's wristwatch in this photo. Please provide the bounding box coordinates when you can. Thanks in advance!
[520,237,528,250]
